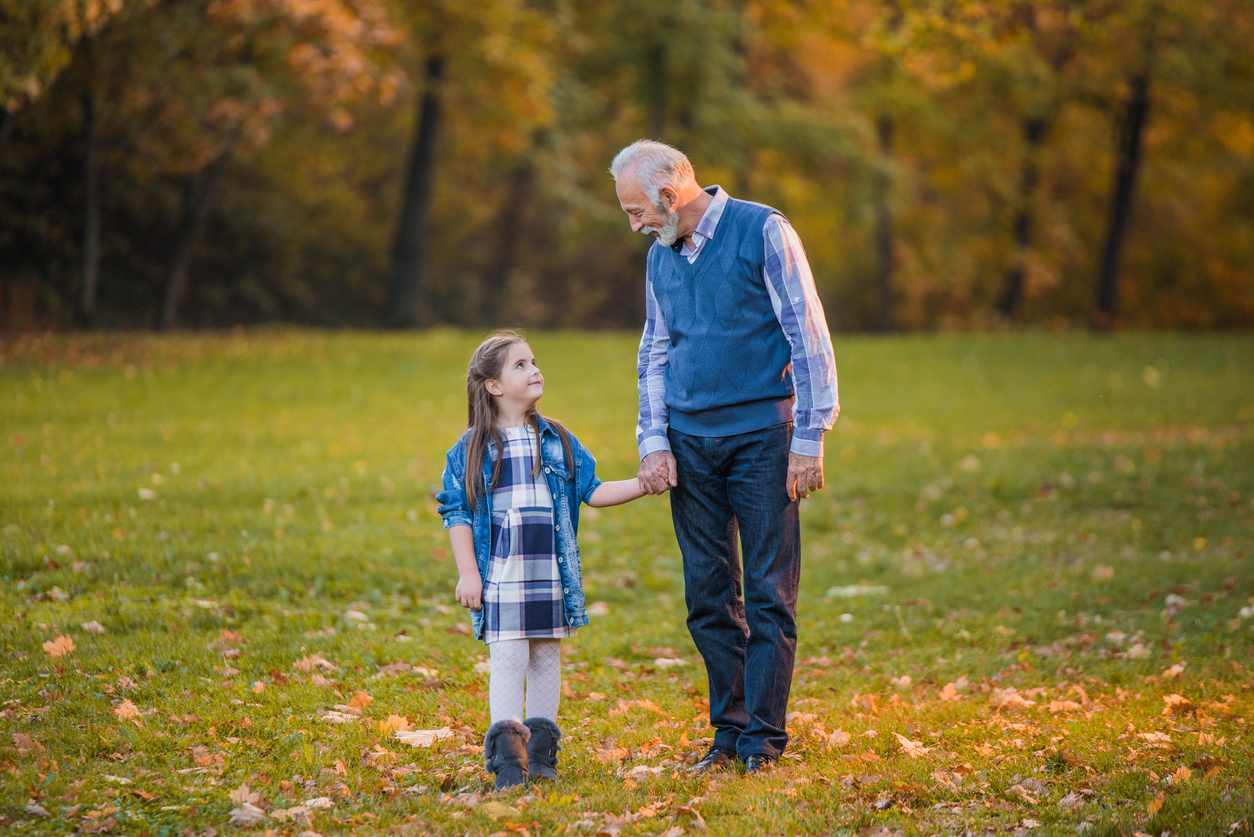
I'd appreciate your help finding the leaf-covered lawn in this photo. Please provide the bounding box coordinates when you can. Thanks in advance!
[1,329,1252,837]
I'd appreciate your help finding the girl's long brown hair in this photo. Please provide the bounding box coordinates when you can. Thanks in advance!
[464,330,573,512]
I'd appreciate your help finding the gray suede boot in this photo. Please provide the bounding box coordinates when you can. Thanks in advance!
[522,717,561,781]
[483,719,530,790]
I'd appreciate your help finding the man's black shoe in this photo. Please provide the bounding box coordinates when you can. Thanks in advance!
[744,753,776,775]
[686,745,737,775]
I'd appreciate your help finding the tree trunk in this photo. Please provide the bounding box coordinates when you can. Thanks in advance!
[481,150,537,326]
[647,42,667,140]
[1094,69,1151,328]
[78,88,102,325]
[873,115,895,332]
[0,109,16,160]
[386,53,445,329]
[159,143,234,330]
[998,116,1048,317]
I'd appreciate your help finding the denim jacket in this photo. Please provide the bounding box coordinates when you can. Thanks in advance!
[437,416,602,639]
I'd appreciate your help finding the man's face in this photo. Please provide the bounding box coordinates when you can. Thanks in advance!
[616,170,680,247]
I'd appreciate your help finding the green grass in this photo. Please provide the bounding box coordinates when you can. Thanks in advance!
[2,329,1252,837]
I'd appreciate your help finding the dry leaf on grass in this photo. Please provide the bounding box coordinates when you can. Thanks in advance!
[609,699,666,717]
[81,621,107,634]
[394,727,452,747]
[479,801,521,819]
[114,700,139,721]
[1007,783,1039,805]
[379,714,411,733]
[990,687,1036,710]
[893,732,931,758]
[828,730,851,748]
[228,803,267,826]
[229,783,262,806]
[293,654,340,673]
[1146,792,1165,815]
[938,682,963,702]
[596,742,630,764]
[13,733,43,755]
[347,690,373,711]
[43,635,75,657]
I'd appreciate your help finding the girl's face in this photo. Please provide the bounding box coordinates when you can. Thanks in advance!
[487,342,544,409]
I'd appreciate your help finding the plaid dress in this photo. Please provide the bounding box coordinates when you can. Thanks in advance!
[482,425,575,643]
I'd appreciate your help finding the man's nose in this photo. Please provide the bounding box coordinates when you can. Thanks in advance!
[629,216,643,232]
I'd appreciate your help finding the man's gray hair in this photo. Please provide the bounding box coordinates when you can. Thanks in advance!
[609,140,696,209]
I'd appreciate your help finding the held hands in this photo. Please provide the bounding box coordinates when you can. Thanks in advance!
[786,452,824,501]
[455,573,482,612]
[637,450,678,495]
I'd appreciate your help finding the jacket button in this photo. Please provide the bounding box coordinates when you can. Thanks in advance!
[544,467,551,473]
[563,587,569,594]
[557,556,564,563]
[555,525,561,532]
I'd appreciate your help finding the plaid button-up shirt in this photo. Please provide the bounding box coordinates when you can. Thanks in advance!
[636,186,840,459]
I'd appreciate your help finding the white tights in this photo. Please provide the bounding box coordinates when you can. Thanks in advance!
[488,638,561,723]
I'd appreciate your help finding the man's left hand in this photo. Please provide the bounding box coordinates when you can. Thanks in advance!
[786,452,824,501]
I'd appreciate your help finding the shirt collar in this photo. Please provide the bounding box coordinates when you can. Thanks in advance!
[693,185,728,242]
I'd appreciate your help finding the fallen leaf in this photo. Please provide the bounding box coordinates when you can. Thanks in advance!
[42,635,75,658]
[1162,662,1187,680]
[81,621,107,634]
[394,727,452,747]
[989,687,1036,710]
[893,732,931,758]
[609,699,666,717]
[114,700,139,721]
[26,801,50,817]
[659,828,685,837]
[12,733,42,755]
[828,730,851,748]
[1007,784,1039,805]
[588,601,610,617]
[379,714,411,733]
[303,797,333,808]
[1147,792,1165,815]
[938,682,963,702]
[655,657,689,668]
[293,654,340,673]
[228,803,267,826]
[480,801,521,819]
[1057,792,1084,811]
[229,783,261,807]
[347,690,373,711]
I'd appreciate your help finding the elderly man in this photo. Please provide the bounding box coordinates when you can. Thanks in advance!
[610,140,839,774]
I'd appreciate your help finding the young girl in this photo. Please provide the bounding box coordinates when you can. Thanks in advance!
[436,330,647,789]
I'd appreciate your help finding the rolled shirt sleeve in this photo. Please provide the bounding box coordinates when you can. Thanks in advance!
[636,268,673,460]
[761,215,840,458]
[436,448,472,530]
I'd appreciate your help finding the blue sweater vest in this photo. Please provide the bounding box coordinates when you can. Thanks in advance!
[648,197,795,438]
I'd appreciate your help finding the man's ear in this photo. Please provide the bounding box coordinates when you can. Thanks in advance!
[658,186,677,209]
[485,379,503,397]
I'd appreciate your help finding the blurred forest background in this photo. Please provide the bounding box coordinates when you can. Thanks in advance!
[1,0,1252,333]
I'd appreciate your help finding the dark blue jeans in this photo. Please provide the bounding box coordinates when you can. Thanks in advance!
[669,424,800,760]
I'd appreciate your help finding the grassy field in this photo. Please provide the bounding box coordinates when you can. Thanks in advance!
[1,329,1252,837]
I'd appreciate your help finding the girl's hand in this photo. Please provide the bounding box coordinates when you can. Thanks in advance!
[455,573,483,611]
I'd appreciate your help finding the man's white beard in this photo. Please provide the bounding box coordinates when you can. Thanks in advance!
[642,205,680,248]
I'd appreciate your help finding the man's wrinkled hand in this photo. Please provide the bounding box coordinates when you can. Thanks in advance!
[638,450,678,495]
[786,452,824,501]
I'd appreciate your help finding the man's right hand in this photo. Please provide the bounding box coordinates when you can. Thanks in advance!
[638,450,678,495]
